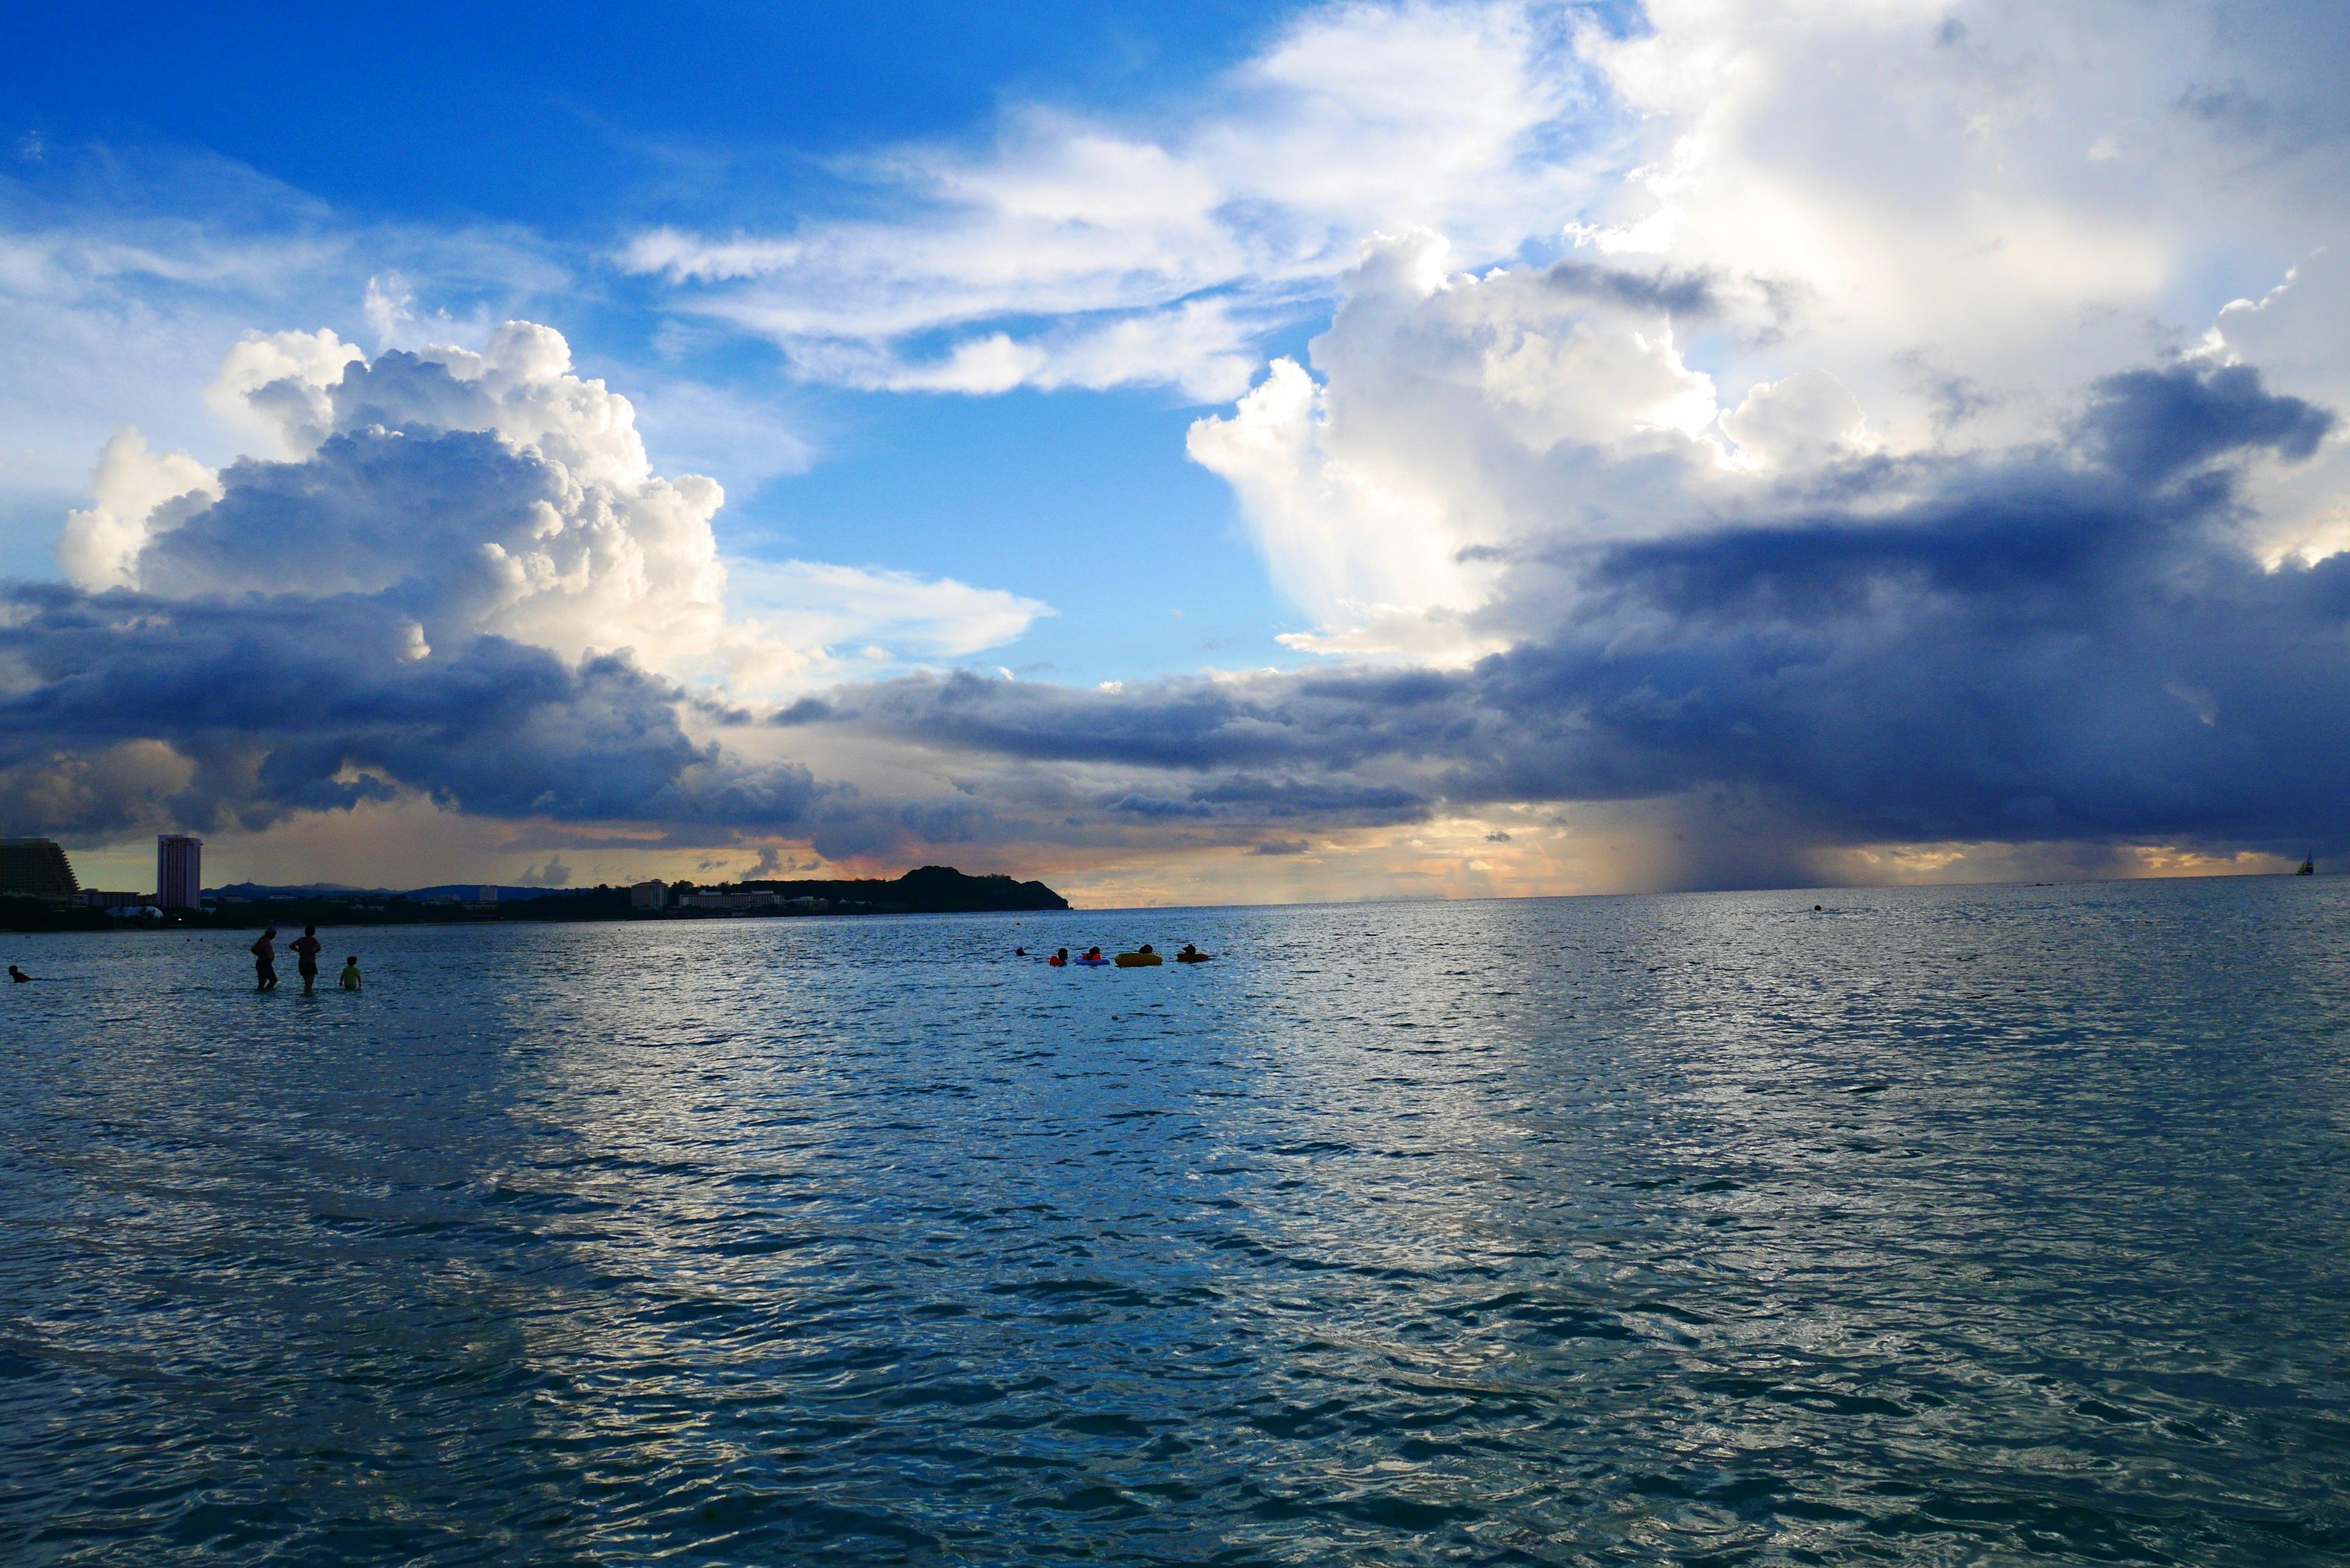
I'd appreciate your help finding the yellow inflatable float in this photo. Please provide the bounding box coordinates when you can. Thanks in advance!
[1114,946,1163,967]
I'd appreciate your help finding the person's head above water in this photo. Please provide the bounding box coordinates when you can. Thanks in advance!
[1139,944,1155,954]
[344,956,357,966]
[304,924,316,936]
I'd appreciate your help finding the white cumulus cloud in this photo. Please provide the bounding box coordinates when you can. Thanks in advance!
[1181,0,2350,655]
[58,323,1049,701]
[57,428,222,589]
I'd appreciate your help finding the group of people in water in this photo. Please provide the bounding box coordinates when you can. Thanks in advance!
[1013,942,1214,968]
[10,927,1214,991]
[250,926,362,995]
[8,925,365,993]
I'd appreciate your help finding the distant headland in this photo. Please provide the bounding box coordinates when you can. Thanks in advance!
[0,862,1069,933]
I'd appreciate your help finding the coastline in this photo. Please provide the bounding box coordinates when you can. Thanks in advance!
[1,865,1069,934]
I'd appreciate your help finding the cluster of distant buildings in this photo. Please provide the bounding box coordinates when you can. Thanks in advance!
[1,840,852,922]
[628,881,834,914]
[0,834,201,916]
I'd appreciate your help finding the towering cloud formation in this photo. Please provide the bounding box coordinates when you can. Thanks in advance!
[63,324,732,670]
[2,326,1030,846]
[1186,233,1740,657]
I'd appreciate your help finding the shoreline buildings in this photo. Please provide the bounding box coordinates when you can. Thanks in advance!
[0,838,80,900]
[157,835,202,910]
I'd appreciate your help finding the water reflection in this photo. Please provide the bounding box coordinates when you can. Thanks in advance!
[3,880,2348,1563]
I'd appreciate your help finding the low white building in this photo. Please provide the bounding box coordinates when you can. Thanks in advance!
[677,890,780,912]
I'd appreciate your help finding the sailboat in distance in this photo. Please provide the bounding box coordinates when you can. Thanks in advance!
[2297,851,2315,876]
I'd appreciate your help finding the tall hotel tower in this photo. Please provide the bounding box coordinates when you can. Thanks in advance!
[157,834,203,909]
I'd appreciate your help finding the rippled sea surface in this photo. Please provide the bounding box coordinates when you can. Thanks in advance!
[5,878,2349,1566]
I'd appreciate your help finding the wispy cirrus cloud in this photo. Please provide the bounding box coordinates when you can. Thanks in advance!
[622,1,1616,400]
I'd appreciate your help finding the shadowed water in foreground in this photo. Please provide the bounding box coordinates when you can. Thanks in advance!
[3,877,2346,1564]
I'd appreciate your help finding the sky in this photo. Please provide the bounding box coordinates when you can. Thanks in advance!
[4,0,2348,905]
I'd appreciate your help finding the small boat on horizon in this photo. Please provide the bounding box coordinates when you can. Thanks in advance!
[2297,851,2315,876]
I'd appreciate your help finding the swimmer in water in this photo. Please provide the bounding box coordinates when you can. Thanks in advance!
[339,955,362,991]
[1049,947,1069,967]
[252,927,279,991]
[290,924,324,995]
[8,965,29,983]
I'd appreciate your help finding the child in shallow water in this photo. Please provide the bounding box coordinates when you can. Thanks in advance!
[339,956,362,991]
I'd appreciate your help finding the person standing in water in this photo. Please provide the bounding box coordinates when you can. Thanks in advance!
[289,925,324,995]
[252,928,279,991]
[339,955,362,991]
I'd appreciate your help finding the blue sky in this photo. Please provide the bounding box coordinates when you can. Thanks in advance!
[4,1,2349,903]
[2,3,1284,224]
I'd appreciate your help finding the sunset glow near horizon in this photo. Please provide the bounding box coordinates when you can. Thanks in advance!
[4,1,2348,907]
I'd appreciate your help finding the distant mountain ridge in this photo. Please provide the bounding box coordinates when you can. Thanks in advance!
[729,865,1070,913]
[210,881,571,903]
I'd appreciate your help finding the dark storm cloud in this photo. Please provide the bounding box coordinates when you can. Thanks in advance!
[796,792,1001,864]
[1542,258,1718,316]
[1108,793,1222,818]
[799,360,2350,861]
[793,663,1471,775]
[1192,775,1426,818]
[0,583,817,837]
[2079,362,2330,483]
[138,427,553,616]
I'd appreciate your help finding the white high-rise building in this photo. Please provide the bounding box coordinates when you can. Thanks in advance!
[157,834,202,909]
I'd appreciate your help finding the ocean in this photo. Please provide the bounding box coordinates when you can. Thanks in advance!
[3,876,2346,1565]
